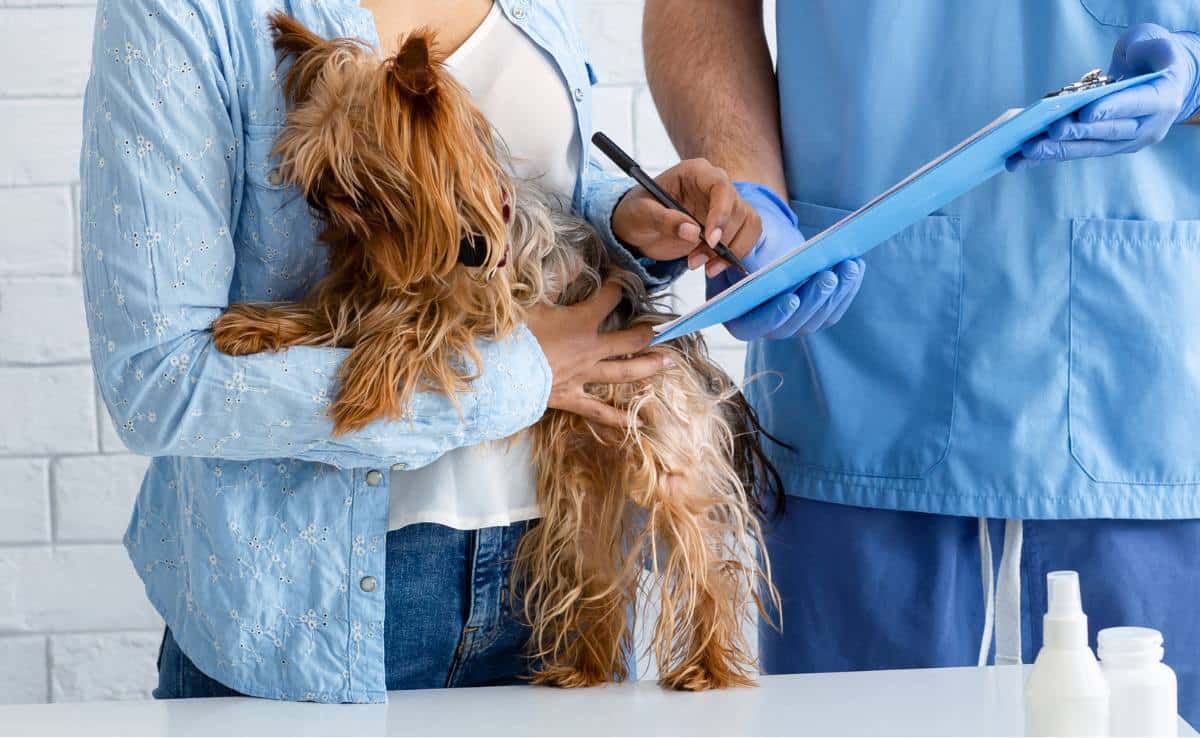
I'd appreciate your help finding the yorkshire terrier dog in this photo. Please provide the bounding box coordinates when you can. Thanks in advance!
[212,14,782,690]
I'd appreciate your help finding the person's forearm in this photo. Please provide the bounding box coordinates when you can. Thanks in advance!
[643,0,786,197]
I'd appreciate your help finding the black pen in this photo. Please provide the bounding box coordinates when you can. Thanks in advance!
[591,132,750,276]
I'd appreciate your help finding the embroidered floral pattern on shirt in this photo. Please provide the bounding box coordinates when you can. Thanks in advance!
[82,0,634,703]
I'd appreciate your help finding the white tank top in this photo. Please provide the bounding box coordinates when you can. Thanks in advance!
[387,2,581,530]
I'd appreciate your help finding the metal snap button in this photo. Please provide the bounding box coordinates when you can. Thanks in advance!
[512,6,526,20]
[365,470,383,486]
[573,87,584,102]
[359,576,377,593]
[265,170,283,186]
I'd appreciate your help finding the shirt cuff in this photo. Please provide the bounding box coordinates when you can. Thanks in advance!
[582,173,687,292]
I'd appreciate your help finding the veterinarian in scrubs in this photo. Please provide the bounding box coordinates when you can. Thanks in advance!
[80,0,780,702]
[643,0,1200,724]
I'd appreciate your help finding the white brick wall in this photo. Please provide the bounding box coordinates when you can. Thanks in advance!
[0,0,756,704]
[0,0,164,706]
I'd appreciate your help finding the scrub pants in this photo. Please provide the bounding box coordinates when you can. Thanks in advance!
[760,497,1200,726]
[155,521,534,698]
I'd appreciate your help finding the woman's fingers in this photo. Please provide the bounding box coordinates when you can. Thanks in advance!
[707,198,762,278]
[727,199,764,258]
[611,158,764,268]
[621,191,704,253]
[562,394,637,429]
[578,280,627,325]
[662,159,738,245]
[597,323,655,359]
[587,353,670,384]
[698,174,737,248]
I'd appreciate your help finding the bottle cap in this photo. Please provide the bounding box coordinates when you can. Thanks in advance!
[1098,626,1164,663]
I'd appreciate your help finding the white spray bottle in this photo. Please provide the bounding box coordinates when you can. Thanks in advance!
[1024,570,1110,737]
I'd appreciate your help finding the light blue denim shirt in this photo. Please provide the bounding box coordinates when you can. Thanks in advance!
[80,0,664,703]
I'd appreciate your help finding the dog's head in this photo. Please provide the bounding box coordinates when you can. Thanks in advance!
[267,13,512,288]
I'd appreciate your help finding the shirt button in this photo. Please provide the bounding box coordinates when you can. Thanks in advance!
[512,6,526,20]
[573,87,584,102]
[390,462,407,471]
[265,170,283,186]
[359,576,377,593]
[365,470,383,486]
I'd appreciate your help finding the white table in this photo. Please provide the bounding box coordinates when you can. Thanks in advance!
[0,665,1193,737]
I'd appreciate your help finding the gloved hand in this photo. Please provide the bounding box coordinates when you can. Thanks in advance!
[710,182,866,341]
[1008,23,1200,171]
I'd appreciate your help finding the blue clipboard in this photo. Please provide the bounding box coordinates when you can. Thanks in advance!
[651,70,1165,345]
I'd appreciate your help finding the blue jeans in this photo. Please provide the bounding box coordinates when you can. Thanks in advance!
[760,497,1200,727]
[154,521,533,699]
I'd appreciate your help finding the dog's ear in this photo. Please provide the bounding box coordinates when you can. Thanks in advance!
[268,12,356,106]
[387,31,440,97]
[268,12,324,61]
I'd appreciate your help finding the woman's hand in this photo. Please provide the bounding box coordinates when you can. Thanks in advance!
[526,281,669,428]
[610,158,763,277]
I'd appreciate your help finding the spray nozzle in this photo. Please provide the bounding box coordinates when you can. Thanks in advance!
[1047,571,1083,617]
[1042,570,1090,649]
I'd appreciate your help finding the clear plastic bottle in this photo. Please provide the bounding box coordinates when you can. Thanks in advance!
[1099,627,1177,737]
[1024,571,1110,737]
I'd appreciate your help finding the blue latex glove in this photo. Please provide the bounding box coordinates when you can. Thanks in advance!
[1008,23,1200,171]
[710,182,866,341]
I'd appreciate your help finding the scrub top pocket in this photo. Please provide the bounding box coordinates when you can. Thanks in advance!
[1069,218,1200,485]
[1078,0,1200,30]
[747,200,962,480]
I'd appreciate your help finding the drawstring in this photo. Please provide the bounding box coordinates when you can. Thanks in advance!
[977,518,1025,667]
[977,519,995,667]
[995,519,1023,665]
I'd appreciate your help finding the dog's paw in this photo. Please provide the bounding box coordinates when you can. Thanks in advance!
[327,398,377,437]
[530,664,611,689]
[211,308,277,356]
[659,663,756,691]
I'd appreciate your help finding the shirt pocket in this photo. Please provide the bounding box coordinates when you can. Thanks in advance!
[1078,0,1200,30]
[777,200,963,480]
[236,125,323,300]
[1069,217,1200,485]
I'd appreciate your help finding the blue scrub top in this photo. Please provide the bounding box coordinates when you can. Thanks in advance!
[750,0,1200,519]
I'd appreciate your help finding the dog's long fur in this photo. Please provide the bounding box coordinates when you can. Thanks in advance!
[508,196,783,689]
[213,16,515,434]
[213,14,782,690]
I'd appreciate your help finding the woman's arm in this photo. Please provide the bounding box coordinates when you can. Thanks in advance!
[81,0,550,469]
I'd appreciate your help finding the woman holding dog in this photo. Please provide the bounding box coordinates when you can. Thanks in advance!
[80,0,858,701]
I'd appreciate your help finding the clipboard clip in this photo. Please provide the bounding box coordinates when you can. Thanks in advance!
[1043,68,1117,98]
